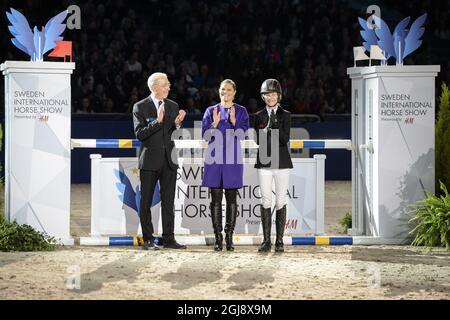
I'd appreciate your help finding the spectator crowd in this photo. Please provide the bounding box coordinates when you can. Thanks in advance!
[0,0,449,117]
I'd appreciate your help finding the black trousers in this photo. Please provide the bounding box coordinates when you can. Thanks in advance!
[139,160,177,242]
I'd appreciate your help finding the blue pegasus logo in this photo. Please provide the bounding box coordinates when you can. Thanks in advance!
[6,8,68,61]
[114,169,161,215]
[358,13,427,65]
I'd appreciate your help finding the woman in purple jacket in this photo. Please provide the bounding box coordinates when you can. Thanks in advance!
[202,79,249,251]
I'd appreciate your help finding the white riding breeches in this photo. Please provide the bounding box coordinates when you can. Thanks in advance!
[257,168,290,210]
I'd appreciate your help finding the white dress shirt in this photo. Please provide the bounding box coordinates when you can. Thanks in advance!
[150,93,164,117]
[264,104,279,130]
[150,93,181,129]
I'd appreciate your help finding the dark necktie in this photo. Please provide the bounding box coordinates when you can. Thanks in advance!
[158,100,163,115]
[270,110,276,128]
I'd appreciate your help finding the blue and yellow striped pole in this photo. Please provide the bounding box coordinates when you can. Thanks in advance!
[71,139,351,150]
[80,236,353,246]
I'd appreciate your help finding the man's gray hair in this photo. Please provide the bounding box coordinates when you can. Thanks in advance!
[147,72,168,91]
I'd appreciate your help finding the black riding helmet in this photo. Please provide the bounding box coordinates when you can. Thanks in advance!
[260,79,282,102]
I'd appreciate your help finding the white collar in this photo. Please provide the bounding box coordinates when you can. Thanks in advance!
[266,105,279,115]
[150,93,162,108]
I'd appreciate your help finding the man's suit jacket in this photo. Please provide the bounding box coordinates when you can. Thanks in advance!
[253,106,293,169]
[133,96,179,171]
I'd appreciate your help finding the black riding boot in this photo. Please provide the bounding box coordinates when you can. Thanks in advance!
[224,203,237,251]
[258,207,272,252]
[275,205,286,252]
[210,203,223,251]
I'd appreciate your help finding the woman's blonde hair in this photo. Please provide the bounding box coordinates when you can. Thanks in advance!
[219,79,236,91]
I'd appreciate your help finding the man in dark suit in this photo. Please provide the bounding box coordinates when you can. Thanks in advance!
[133,72,187,250]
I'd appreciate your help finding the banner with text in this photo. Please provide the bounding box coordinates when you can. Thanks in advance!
[2,61,75,244]
[90,156,326,236]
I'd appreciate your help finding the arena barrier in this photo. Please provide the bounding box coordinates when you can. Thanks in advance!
[70,138,357,246]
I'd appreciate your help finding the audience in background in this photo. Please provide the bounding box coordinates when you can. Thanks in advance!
[0,0,448,116]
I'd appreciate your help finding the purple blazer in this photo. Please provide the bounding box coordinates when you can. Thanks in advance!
[201,103,249,189]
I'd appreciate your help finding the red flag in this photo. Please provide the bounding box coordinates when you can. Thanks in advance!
[48,40,72,62]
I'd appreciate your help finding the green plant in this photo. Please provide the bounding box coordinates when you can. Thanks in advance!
[0,219,58,252]
[409,181,450,251]
[0,210,6,225]
[436,83,450,194]
[339,212,352,232]
[0,184,57,251]
[0,182,3,214]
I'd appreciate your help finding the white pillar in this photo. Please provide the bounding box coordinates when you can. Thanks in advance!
[314,154,326,235]
[1,61,75,245]
[90,154,102,236]
[347,65,440,241]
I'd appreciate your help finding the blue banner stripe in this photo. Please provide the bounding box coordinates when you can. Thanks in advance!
[329,237,353,245]
[109,236,134,246]
[132,140,141,148]
[109,240,134,246]
[96,139,119,148]
[292,237,316,245]
[303,141,325,148]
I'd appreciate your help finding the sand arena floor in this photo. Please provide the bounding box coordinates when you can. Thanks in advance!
[0,182,449,300]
